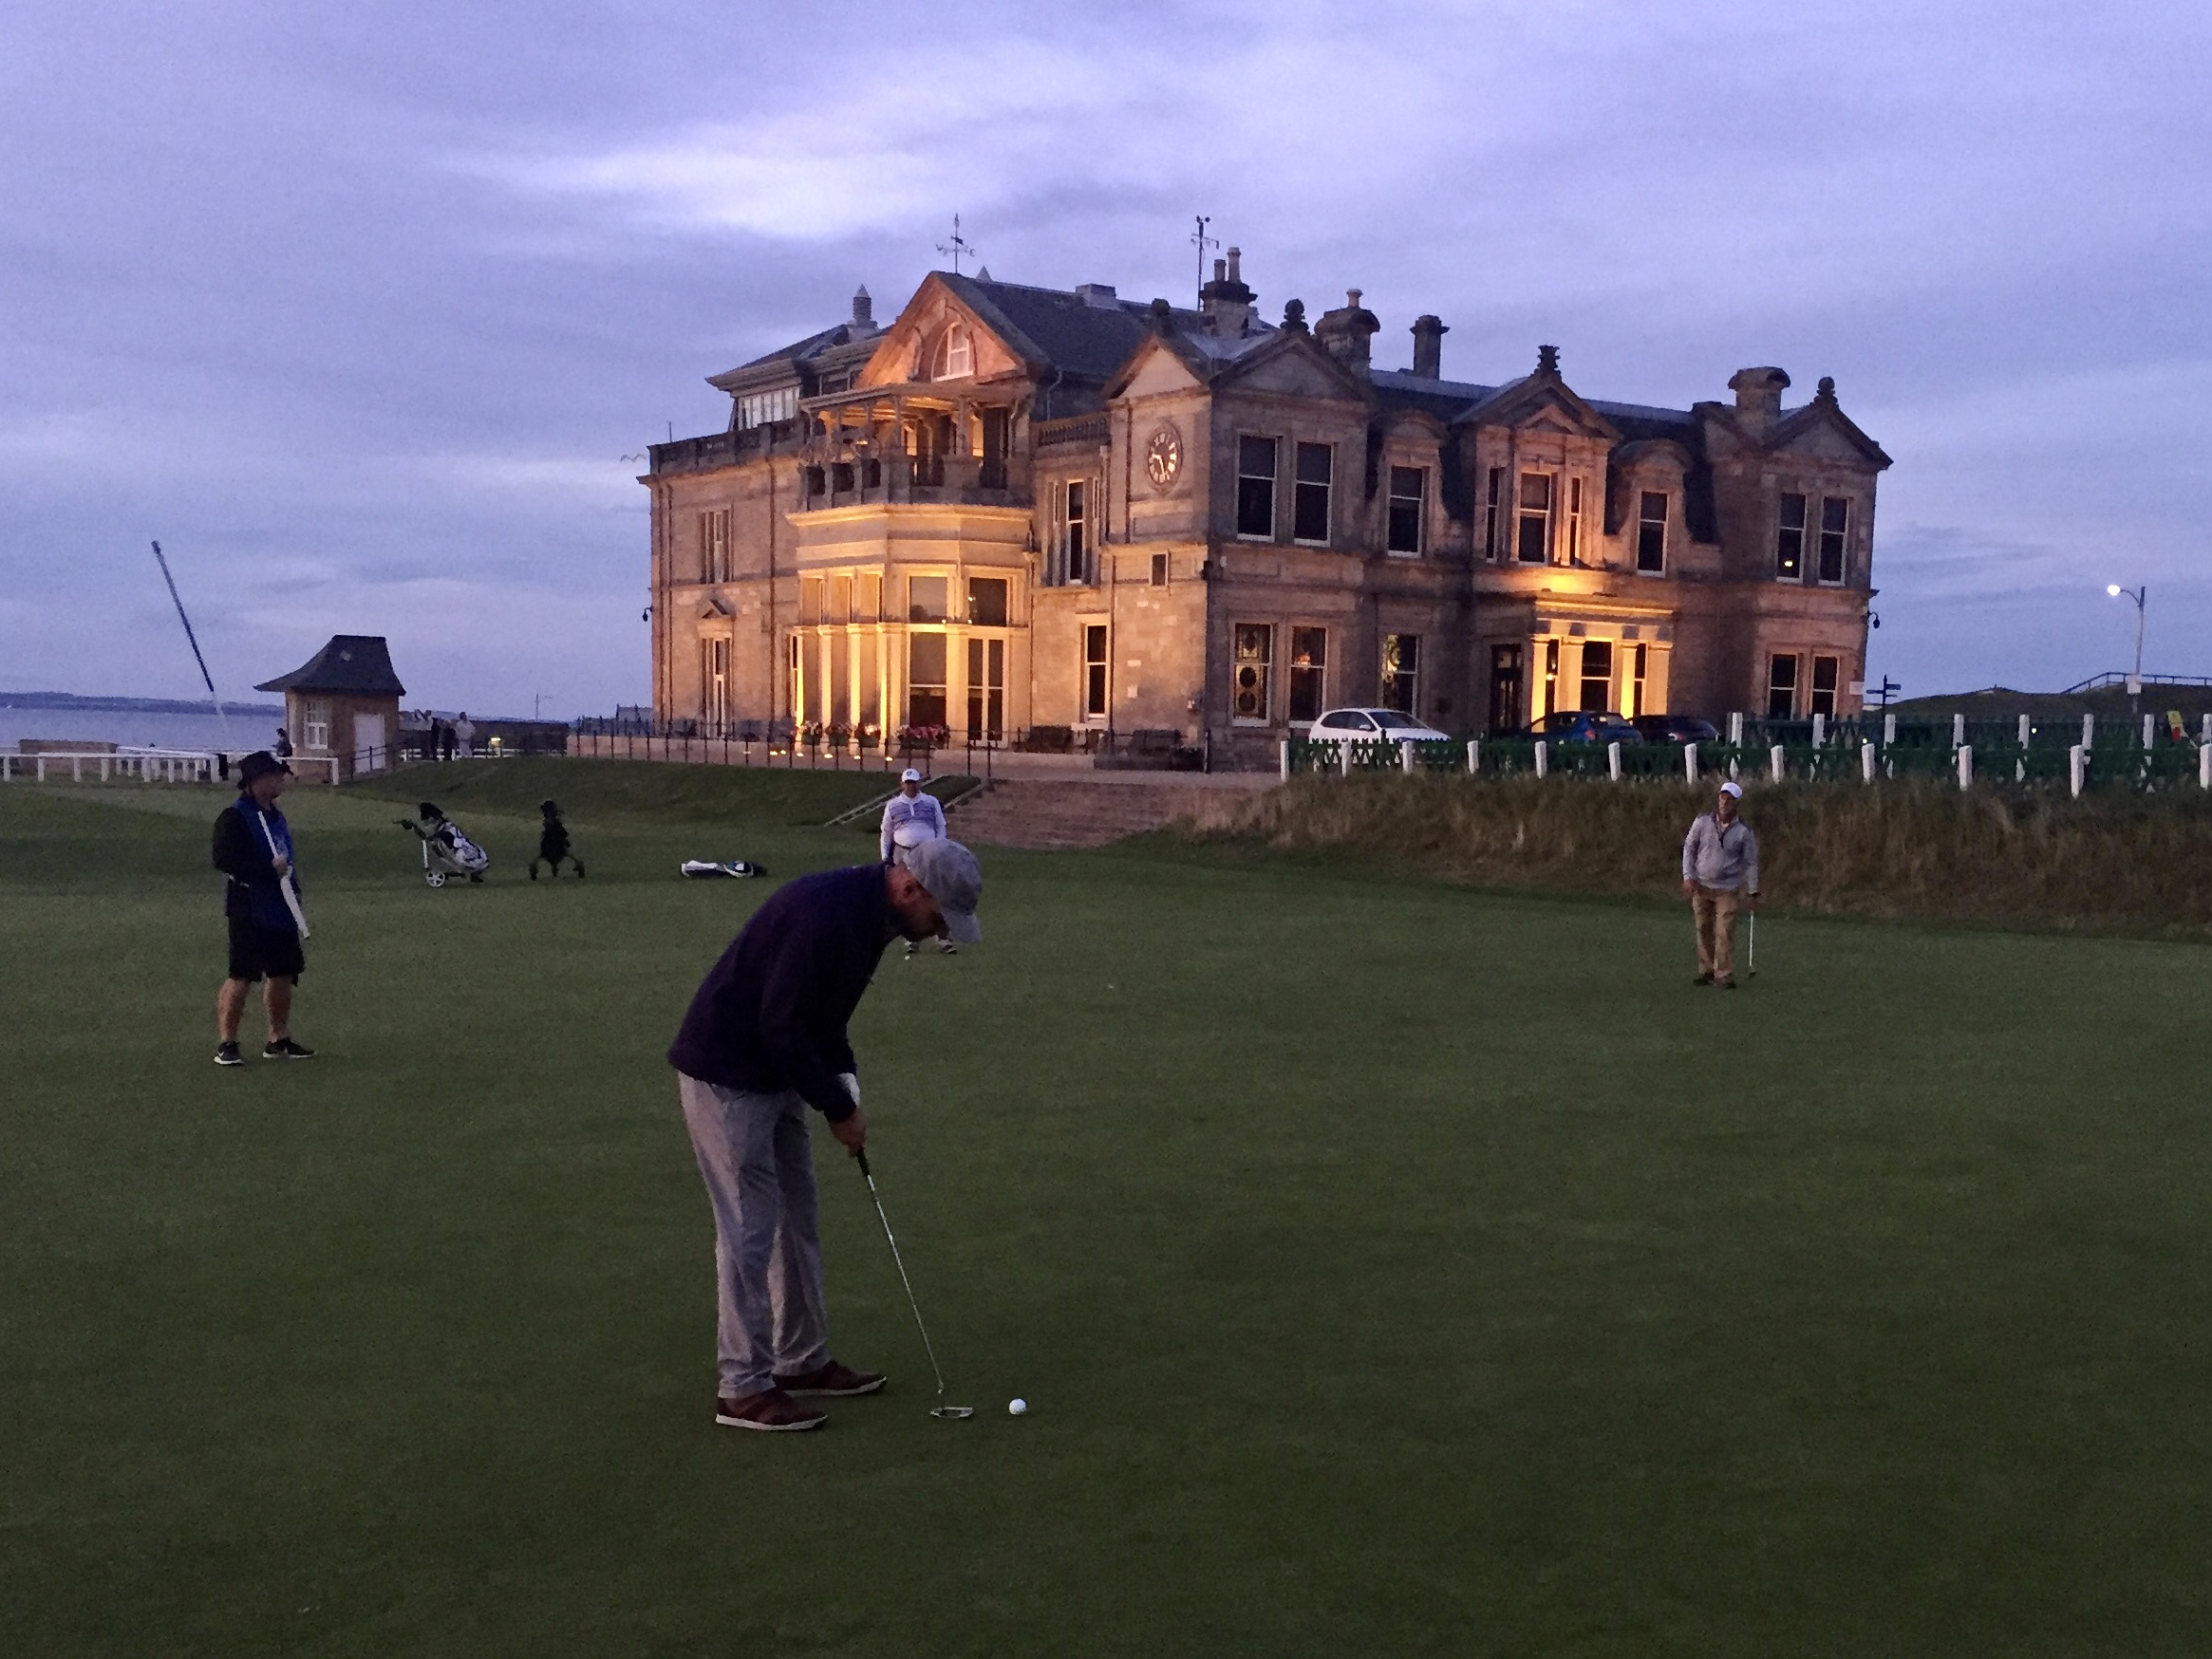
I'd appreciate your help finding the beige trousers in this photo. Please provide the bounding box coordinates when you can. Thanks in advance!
[1691,884,1742,980]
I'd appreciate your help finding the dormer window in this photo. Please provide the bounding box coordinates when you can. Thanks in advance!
[930,323,972,381]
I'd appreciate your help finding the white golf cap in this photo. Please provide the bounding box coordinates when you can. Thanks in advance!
[901,768,922,782]
[905,837,983,943]
[1718,780,1744,798]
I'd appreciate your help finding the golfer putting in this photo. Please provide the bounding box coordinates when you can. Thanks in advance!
[1681,779,1760,989]
[668,837,984,1432]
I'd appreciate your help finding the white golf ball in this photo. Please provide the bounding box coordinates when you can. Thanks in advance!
[1008,1397,1028,1416]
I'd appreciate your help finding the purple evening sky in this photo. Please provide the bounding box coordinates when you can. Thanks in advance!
[1,0,2205,716]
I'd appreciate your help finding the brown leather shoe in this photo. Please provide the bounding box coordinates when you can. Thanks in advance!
[775,1359,887,1398]
[714,1388,826,1432]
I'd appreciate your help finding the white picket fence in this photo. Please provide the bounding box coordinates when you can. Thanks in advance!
[0,750,342,785]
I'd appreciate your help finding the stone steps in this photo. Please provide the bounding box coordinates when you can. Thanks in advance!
[946,779,1224,849]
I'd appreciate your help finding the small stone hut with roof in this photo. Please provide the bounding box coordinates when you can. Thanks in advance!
[256,635,405,778]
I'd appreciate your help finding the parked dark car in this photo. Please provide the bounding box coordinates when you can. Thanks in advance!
[1632,714,1721,745]
[1522,711,1644,743]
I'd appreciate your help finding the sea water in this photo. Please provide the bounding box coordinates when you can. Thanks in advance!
[0,708,288,754]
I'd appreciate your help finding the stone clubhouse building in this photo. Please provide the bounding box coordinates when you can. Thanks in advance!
[641,252,1889,764]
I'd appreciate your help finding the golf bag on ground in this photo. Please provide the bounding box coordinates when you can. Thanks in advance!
[681,860,768,880]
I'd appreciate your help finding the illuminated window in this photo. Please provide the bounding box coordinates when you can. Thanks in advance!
[1565,476,1584,563]
[930,324,972,381]
[1387,467,1425,555]
[1380,634,1419,715]
[1819,497,1848,584]
[1231,624,1273,723]
[1083,625,1109,719]
[1293,442,1332,544]
[1810,655,1840,717]
[1629,643,1649,717]
[1636,492,1667,574]
[1517,473,1553,564]
[1288,627,1327,723]
[1484,467,1504,558]
[1579,641,1612,713]
[828,575,851,624]
[856,573,881,623]
[1776,493,1807,581]
[1767,653,1799,719]
[1237,437,1278,538]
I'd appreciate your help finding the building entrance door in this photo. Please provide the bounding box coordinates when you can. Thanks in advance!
[1488,644,1524,734]
[966,637,1004,740]
[352,713,385,774]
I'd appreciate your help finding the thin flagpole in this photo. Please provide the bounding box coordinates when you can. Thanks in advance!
[151,540,234,752]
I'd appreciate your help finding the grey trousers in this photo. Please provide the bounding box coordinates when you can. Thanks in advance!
[677,1074,832,1399]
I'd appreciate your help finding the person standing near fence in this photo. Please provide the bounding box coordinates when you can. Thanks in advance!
[454,712,476,759]
[1681,780,1759,989]
[878,770,954,957]
[212,751,315,1063]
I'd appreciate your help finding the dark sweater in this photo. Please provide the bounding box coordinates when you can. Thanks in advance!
[667,865,898,1121]
[213,800,297,930]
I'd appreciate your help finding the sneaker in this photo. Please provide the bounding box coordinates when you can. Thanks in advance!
[904,941,919,957]
[775,1359,886,1398]
[1717,979,1737,992]
[938,940,958,956]
[1693,973,1714,986]
[215,1041,244,1067]
[262,1038,317,1059]
[714,1388,826,1432]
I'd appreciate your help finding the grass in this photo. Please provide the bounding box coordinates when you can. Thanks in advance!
[5,762,2212,1656]
[1184,772,2212,934]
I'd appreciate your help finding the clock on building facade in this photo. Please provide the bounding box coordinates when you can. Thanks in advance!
[1145,424,1182,490]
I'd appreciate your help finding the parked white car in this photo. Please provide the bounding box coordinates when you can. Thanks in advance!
[1306,707,1452,745]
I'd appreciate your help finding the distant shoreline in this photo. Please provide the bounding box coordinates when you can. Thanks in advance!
[0,692,285,717]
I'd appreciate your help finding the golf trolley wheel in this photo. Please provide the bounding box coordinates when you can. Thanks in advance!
[425,870,447,888]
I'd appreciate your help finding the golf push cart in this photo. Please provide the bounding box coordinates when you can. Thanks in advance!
[395,802,490,887]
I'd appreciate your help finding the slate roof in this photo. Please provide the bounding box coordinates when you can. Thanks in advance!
[255,635,406,698]
[942,272,1272,382]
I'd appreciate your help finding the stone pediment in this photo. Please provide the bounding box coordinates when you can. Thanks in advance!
[1767,391,1893,470]
[1208,331,1372,403]
[1460,363,1620,441]
[855,273,1029,390]
[1115,336,1205,400]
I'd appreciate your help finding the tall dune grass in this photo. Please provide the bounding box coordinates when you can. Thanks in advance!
[1178,774,2212,933]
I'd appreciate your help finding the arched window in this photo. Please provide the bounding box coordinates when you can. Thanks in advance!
[930,323,972,381]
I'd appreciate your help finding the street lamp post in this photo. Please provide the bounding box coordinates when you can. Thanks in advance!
[2107,584,2146,713]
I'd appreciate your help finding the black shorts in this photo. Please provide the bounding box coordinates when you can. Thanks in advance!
[227,915,305,982]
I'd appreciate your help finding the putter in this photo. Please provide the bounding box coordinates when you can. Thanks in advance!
[1748,910,1757,979]
[854,1149,972,1420]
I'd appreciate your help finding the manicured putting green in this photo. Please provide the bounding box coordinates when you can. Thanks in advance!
[3,768,2208,1656]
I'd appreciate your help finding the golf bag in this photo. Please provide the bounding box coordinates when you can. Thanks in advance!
[397,802,490,887]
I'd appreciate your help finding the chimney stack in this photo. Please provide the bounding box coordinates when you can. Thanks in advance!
[1727,366,1791,437]
[1314,289,1380,374]
[1410,314,1448,378]
[852,286,874,329]
[1199,245,1256,337]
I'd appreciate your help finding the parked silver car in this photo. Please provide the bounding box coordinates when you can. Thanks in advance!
[1306,707,1452,745]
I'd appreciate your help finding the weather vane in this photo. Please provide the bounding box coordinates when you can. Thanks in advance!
[938,214,978,274]
[1191,214,1219,302]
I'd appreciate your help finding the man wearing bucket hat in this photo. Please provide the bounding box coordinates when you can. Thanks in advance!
[1681,779,1760,989]
[879,768,955,956]
[211,750,316,1063]
[667,838,984,1432]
